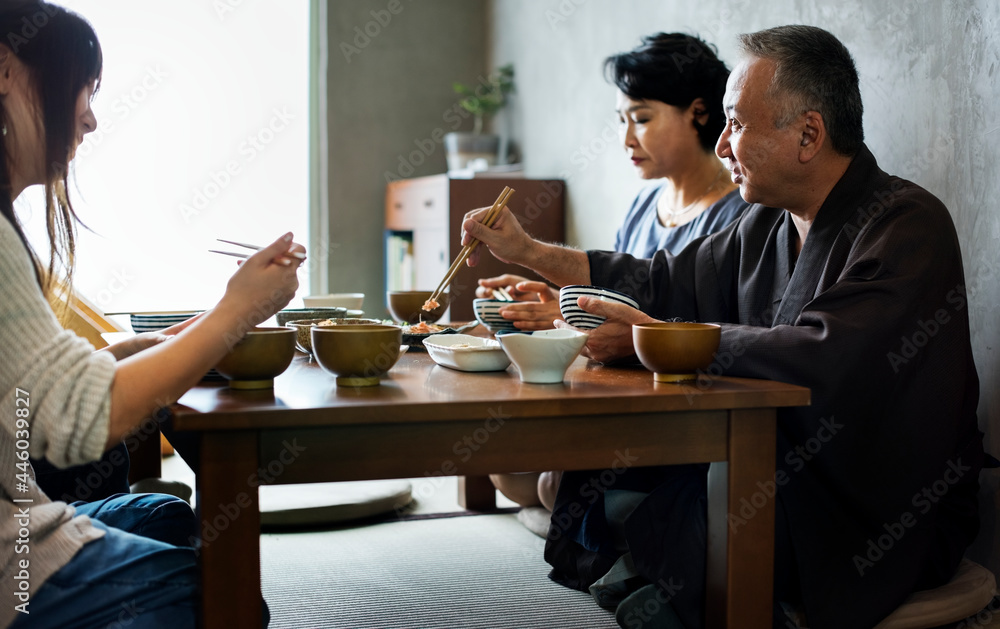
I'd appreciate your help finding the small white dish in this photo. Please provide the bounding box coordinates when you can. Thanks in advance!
[497,329,588,384]
[423,334,511,372]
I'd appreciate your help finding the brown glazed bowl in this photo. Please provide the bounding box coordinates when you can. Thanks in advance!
[632,322,722,383]
[386,290,451,324]
[311,324,403,386]
[214,327,297,389]
[286,318,382,354]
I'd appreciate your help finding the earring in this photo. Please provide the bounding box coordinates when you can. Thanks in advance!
[2,124,6,136]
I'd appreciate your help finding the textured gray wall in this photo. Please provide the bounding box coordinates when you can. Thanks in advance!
[487,0,1000,571]
[324,0,486,316]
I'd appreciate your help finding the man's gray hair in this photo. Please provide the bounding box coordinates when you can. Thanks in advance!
[738,25,864,156]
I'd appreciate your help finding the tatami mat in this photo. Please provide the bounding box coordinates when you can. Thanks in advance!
[260,513,618,628]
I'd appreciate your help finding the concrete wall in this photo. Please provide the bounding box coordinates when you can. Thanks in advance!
[323,0,486,314]
[486,0,1000,573]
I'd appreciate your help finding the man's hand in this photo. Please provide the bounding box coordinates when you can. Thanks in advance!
[555,298,658,363]
[461,206,535,268]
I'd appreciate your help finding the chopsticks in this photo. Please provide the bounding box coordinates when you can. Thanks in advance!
[493,286,514,301]
[425,186,515,310]
[209,239,307,260]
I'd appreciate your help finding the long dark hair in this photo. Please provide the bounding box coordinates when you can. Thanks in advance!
[604,33,729,152]
[0,0,103,297]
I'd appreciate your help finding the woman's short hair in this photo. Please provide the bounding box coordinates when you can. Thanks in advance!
[604,33,730,151]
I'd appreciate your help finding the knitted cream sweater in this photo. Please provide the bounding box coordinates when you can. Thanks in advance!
[0,216,113,627]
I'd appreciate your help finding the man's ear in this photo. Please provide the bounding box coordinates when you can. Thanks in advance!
[798,111,826,162]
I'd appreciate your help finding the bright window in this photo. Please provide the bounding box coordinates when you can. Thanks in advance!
[18,0,310,315]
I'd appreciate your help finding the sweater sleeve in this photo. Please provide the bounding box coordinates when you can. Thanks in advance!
[0,219,115,468]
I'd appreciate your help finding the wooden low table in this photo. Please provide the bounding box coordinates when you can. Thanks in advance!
[162,352,808,628]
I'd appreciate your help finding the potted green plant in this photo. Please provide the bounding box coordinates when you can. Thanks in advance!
[444,64,515,172]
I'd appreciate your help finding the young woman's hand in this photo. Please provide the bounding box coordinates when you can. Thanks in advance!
[218,232,305,327]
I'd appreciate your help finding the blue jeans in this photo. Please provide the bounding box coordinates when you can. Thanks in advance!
[10,493,198,629]
[16,493,272,628]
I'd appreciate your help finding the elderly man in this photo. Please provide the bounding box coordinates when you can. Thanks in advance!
[462,25,983,629]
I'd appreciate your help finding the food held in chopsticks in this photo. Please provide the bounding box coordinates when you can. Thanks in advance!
[421,297,440,312]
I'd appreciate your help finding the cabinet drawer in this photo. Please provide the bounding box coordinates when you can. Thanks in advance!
[385,178,447,230]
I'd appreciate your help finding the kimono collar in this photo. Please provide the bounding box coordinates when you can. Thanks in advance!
[771,144,888,325]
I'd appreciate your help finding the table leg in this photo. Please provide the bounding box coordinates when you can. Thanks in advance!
[705,408,776,629]
[199,431,261,628]
[457,475,497,511]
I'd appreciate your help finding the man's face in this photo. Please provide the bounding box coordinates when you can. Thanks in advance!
[716,58,802,207]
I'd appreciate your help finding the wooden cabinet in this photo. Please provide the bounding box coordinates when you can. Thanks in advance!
[385,174,565,321]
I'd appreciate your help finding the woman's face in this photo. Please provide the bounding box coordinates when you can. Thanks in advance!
[616,91,706,180]
[2,59,97,190]
[68,81,98,161]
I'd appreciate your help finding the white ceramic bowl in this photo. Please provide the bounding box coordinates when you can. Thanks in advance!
[423,334,511,372]
[302,293,365,310]
[473,298,518,334]
[558,285,639,330]
[497,329,588,384]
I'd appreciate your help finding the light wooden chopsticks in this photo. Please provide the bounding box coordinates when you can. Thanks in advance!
[425,186,515,310]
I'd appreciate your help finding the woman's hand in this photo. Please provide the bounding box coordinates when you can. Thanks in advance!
[461,206,536,268]
[100,332,172,360]
[555,298,658,363]
[477,276,562,331]
[217,232,305,327]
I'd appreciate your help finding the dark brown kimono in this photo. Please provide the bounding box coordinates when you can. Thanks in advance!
[565,145,983,628]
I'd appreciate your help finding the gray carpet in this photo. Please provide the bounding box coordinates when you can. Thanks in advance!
[261,513,619,628]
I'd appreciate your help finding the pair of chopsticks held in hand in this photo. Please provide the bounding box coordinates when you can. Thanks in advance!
[424,186,515,311]
[209,239,307,267]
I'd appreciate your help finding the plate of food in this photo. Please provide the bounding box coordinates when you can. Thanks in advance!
[401,321,480,349]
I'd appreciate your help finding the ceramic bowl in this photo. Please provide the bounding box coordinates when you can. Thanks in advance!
[497,329,589,384]
[472,298,518,334]
[285,318,382,354]
[386,290,451,324]
[559,285,640,330]
[129,312,203,334]
[302,293,365,310]
[275,307,348,327]
[632,322,722,383]
[213,327,296,389]
[311,324,403,386]
[423,334,511,372]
